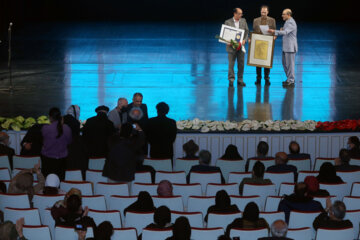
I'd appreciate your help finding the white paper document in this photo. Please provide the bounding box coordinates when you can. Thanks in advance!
[260,25,270,35]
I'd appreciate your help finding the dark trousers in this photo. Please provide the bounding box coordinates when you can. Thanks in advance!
[41,155,67,181]
[256,67,270,81]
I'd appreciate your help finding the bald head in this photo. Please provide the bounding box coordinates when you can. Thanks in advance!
[282,9,292,21]
[275,152,288,165]
[271,220,288,237]
[233,8,243,20]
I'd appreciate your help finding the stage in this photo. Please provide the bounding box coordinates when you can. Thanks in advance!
[0,22,360,122]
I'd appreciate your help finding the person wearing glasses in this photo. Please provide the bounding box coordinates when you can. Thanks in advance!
[268,9,297,87]
[224,8,249,87]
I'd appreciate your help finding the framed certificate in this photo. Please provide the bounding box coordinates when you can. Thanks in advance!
[218,24,245,44]
[247,32,275,68]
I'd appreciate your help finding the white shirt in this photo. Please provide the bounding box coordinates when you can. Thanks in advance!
[233,18,240,29]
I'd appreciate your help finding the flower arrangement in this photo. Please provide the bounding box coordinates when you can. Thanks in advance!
[0,116,50,131]
[316,120,360,132]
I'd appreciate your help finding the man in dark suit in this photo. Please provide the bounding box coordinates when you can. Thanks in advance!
[146,102,177,159]
[0,132,15,169]
[186,150,225,183]
[335,148,360,171]
[267,152,298,182]
[287,141,311,159]
[259,220,293,240]
[82,105,115,158]
[127,92,149,130]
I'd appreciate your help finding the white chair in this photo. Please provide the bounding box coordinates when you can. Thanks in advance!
[88,157,106,170]
[279,183,295,196]
[13,155,40,169]
[313,158,335,171]
[124,211,154,234]
[190,172,221,193]
[287,227,312,240]
[86,169,107,185]
[0,193,30,211]
[264,196,283,212]
[264,172,294,194]
[0,155,11,170]
[88,209,121,228]
[109,195,138,225]
[228,172,252,184]
[155,171,186,184]
[33,194,65,217]
[315,227,354,240]
[206,183,239,196]
[351,182,360,196]
[229,227,268,240]
[111,228,138,240]
[134,171,152,183]
[350,158,360,167]
[132,183,158,196]
[23,225,52,240]
[242,183,276,210]
[60,181,93,195]
[343,196,360,210]
[173,183,202,208]
[0,167,10,180]
[174,158,198,175]
[288,158,311,171]
[4,207,41,225]
[248,158,275,172]
[344,210,360,240]
[142,228,173,240]
[55,226,94,240]
[298,171,319,182]
[171,211,203,228]
[41,209,55,239]
[337,170,360,194]
[153,196,184,211]
[143,158,172,172]
[82,195,107,211]
[313,196,336,209]
[65,169,83,181]
[95,182,129,207]
[259,211,285,226]
[288,210,321,229]
[191,227,224,240]
[230,195,262,212]
[188,196,215,217]
[216,160,246,182]
[320,183,348,200]
[207,212,242,229]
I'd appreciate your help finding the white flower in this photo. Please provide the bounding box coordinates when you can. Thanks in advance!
[200,126,210,133]
[242,124,251,131]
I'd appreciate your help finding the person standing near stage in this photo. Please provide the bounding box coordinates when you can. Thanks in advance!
[251,5,276,86]
[224,8,249,87]
[268,9,297,87]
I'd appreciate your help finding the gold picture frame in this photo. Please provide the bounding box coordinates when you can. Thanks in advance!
[247,32,275,68]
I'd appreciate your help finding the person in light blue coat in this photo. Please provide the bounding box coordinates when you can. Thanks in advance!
[268,9,297,87]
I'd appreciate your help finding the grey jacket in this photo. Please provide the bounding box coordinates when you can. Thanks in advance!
[224,17,249,53]
[108,108,127,129]
[275,17,298,53]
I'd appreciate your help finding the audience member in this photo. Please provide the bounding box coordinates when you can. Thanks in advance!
[124,191,156,216]
[313,199,352,230]
[220,144,243,160]
[146,206,172,229]
[82,105,115,158]
[287,141,311,159]
[41,107,72,180]
[225,202,269,236]
[94,221,114,240]
[127,93,149,129]
[335,148,360,171]
[218,235,231,240]
[187,150,225,184]
[267,152,297,182]
[146,102,177,159]
[157,180,173,197]
[304,176,329,197]
[51,188,82,220]
[347,136,360,158]
[108,97,129,129]
[245,141,273,171]
[20,123,43,156]
[259,219,293,240]
[204,190,240,222]
[278,182,323,223]
[239,161,272,195]
[182,140,199,159]
[0,218,26,240]
[41,174,66,195]
[63,105,81,136]
[103,123,145,183]
[316,162,344,183]
[0,132,15,169]
[166,216,191,240]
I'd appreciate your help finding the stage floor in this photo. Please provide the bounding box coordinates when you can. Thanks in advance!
[0,22,359,122]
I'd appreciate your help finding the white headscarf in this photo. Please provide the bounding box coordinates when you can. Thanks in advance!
[45,174,60,188]
[66,105,80,120]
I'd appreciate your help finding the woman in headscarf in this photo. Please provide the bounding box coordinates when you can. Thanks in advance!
[157,180,173,197]
[138,206,173,240]
[51,188,82,220]
[304,176,329,197]
[41,174,66,195]
[225,202,269,236]
[204,190,240,222]
[316,162,344,183]
[182,140,199,159]
[220,144,243,160]
[165,216,191,240]
[123,191,156,216]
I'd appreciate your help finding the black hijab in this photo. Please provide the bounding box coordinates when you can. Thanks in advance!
[243,202,260,222]
[215,190,231,209]
[172,217,191,240]
[221,144,243,160]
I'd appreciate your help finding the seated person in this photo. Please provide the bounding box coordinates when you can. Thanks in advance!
[204,190,240,222]
[157,180,173,197]
[278,182,323,223]
[166,216,191,240]
[182,140,199,159]
[146,206,172,229]
[186,150,225,184]
[124,191,156,216]
[335,148,360,171]
[51,188,82,220]
[0,218,26,240]
[287,141,311,159]
[41,174,66,195]
[225,202,269,236]
[266,152,297,182]
[0,132,15,169]
[316,162,344,184]
[245,141,273,172]
[220,144,243,160]
[259,220,293,240]
[304,176,329,197]
[313,199,352,230]
[347,136,360,159]
[239,161,272,195]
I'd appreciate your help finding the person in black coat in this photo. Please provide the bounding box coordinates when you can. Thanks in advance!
[82,106,115,158]
[204,190,239,222]
[63,105,81,137]
[267,152,298,182]
[0,132,15,169]
[146,102,177,159]
[287,141,311,159]
[20,124,43,156]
